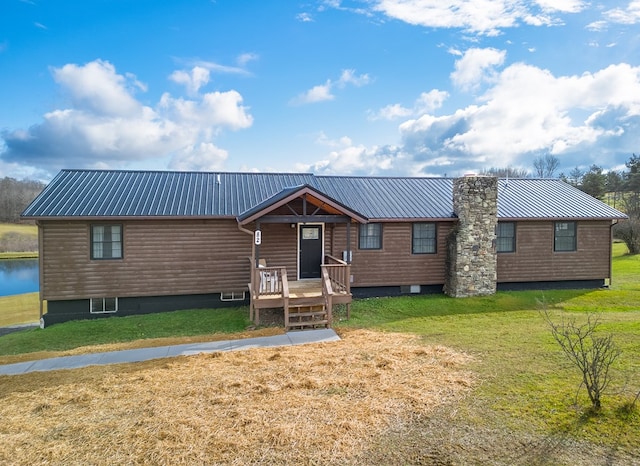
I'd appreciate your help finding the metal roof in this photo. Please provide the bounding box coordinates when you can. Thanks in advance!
[315,176,455,219]
[22,170,316,218]
[22,169,627,221]
[497,178,627,219]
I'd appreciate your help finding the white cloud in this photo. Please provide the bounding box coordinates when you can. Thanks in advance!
[604,0,640,24]
[52,60,143,117]
[169,66,211,95]
[398,62,640,173]
[297,12,313,22]
[308,62,640,177]
[369,89,449,120]
[535,0,584,13]
[337,69,371,87]
[169,142,228,171]
[291,69,371,105]
[236,53,258,67]
[369,0,583,36]
[450,47,506,91]
[297,143,404,175]
[0,60,253,175]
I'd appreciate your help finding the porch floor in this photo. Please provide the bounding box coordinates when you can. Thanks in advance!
[288,279,323,300]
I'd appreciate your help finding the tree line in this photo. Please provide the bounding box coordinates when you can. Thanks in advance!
[0,177,46,223]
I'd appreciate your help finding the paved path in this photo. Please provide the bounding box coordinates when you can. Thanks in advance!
[0,328,340,376]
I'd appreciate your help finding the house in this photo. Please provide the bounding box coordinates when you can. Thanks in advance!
[22,169,627,328]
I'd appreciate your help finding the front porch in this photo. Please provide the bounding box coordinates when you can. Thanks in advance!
[248,255,352,330]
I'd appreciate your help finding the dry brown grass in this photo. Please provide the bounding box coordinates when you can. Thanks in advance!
[0,329,474,465]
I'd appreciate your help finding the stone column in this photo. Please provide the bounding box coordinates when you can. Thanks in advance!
[444,175,498,297]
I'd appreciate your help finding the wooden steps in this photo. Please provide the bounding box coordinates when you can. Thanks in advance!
[286,304,329,330]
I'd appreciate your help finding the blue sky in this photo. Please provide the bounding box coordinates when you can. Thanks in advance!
[1,0,639,182]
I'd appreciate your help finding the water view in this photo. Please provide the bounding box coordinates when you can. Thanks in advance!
[0,259,39,297]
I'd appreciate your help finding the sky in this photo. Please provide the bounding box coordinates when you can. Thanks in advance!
[1,0,640,182]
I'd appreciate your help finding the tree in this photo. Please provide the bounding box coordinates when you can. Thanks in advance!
[615,154,640,254]
[580,165,607,199]
[0,177,46,223]
[533,154,560,178]
[606,170,624,208]
[624,153,640,193]
[542,310,621,410]
[480,166,530,178]
[567,167,584,188]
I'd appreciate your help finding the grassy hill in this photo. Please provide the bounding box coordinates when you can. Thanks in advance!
[0,223,38,258]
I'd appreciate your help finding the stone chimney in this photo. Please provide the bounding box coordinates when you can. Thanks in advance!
[444,175,498,297]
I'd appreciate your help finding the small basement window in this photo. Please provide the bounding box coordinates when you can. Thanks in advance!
[220,291,246,302]
[90,297,118,314]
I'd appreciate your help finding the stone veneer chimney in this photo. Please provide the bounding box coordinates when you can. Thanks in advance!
[444,175,498,298]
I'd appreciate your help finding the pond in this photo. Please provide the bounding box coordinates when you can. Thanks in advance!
[0,259,39,297]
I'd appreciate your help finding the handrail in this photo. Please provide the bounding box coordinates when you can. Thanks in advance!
[323,256,351,295]
[321,266,333,327]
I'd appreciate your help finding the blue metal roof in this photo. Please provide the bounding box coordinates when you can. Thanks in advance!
[22,169,627,221]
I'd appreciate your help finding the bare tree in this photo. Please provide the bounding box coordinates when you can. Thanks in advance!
[542,310,621,410]
[533,154,560,178]
[0,177,45,223]
[481,166,530,178]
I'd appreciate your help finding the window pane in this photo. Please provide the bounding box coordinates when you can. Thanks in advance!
[412,223,436,254]
[92,225,122,259]
[359,223,381,249]
[554,222,576,251]
[497,222,515,253]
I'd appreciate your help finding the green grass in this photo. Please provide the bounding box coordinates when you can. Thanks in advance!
[0,252,38,259]
[2,240,639,453]
[0,307,251,356]
[333,243,640,452]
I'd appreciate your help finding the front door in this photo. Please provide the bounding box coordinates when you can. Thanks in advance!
[299,225,323,279]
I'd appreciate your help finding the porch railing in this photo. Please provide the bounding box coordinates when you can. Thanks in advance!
[322,254,351,295]
[321,254,352,319]
[248,261,289,324]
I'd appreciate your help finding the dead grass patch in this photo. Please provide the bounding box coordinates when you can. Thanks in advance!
[0,329,474,465]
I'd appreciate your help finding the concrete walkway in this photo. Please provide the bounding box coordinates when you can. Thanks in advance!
[0,329,340,376]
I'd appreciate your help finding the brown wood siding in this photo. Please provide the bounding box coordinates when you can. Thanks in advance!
[41,219,253,300]
[329,222,452,287]
[497,220,612,282]
[256,223,298,279]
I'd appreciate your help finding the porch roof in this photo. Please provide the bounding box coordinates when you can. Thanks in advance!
[237,184,368,225]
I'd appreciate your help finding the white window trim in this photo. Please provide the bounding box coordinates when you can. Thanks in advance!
[90,297,119,314]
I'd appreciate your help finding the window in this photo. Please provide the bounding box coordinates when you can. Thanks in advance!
[359,223,382,249]
[221,291,246,302]
[412,223,436,254]
[91,225,122,259]
[496,222,516,253]
[554,222,576,252]
[90,297,118,314]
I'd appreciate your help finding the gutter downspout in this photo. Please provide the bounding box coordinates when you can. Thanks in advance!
[609,220,618,288]
[237,222,255,265]
[37,221,44,328]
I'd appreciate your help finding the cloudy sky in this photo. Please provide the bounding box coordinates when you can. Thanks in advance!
[1,0,639,182]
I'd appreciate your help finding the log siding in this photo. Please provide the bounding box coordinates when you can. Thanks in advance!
[497,220,612,283]
[41,219,253,301]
